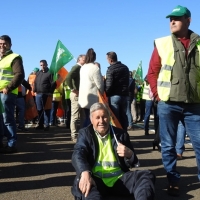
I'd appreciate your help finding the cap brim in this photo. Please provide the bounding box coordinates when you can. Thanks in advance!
[166,13,185,18]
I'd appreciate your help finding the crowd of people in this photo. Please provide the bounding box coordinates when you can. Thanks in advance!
[0,4,200,200]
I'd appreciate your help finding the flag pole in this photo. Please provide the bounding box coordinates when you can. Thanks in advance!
[110,124,119,146]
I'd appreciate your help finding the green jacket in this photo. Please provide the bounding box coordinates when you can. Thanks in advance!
[66,64,81,91]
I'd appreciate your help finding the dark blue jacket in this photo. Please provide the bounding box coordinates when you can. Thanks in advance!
[71,124,139,197]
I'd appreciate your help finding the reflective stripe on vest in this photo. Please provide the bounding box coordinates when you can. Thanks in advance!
[92,133,123,187]
[0,69,14,75]
[0,53,21,94]
[0,76,13,81]
[142,82,151,100]
[155,36,175,101]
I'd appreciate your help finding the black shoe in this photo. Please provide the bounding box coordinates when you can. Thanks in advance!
[167,184,179,197]
[17,126,29,132]
[35,125,44,130]
[145,131,149,135]
[0,143,4,149]
[0,146,18,154]
[44,126,49,131]
[152,141,161,151]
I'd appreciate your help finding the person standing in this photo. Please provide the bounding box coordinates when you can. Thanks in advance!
[66,54,85,142]
[148,5,200,196]
[78,48,104,128]
[34,60,56,131]
[16,80,31,132]
[27,68,39,124]
[126,71,136,130]
[105,51,129,130]
[142,76,158,136]
[50,85,63,126]
[0,35,25,153]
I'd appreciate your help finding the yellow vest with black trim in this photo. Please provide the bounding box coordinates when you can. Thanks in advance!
[142,82,151,100]
[0,53,20,94]
[92,133,124,187]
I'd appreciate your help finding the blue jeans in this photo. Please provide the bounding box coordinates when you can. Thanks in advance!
[109,95,128,130]
[144,100,158,133]
[126,100,133,127]
[176,121,186,155]
[83,108,91,128]
[35,94,51,127]
[0,93,17,147]
[50,101,59,125]
[16,97,25,128]
[158,101,200,182]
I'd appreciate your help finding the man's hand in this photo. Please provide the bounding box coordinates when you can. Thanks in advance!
[2,88,8,94]
[117,143,133,159]
[79,171,95,197]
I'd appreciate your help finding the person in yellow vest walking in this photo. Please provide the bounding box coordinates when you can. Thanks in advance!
[0,35,25,154]
[71,102,155,200]
[148,5,200,196]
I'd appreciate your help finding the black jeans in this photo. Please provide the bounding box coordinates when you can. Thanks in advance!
[78,170,155,200]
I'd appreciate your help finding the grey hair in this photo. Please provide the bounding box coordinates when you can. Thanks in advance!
[77,54,85,62]
[90,102,110,117]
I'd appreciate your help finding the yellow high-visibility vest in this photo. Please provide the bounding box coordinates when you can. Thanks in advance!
[142,82,151,100]
[53,89,61,101]
[0,53,21,94]
[92,133,124,187]
[155,36,175,101]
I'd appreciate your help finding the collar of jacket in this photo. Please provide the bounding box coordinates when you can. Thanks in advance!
[88,124,121,166]
[0,50,13,60]
[108,61,122,68]
[171,29,200,49]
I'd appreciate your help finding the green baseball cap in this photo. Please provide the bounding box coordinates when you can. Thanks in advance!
[166,5,191,18]
[33,67,39,72]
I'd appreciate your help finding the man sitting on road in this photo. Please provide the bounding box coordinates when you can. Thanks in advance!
[71,102,155,200]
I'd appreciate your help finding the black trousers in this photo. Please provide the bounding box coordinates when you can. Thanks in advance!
[79,170,155,200]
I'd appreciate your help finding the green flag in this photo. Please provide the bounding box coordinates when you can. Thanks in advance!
[134,61,143,84]
[0,98,4,114]
[49,40,74,76]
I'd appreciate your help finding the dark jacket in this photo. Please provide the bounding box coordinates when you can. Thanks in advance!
[71,124,139,197]
[105,61,129,97]
[127,77,136,101]
[34,68,56,94]
[66,64,81,91]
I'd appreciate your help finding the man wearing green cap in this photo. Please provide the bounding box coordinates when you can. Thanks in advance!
[147,5,200,197]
